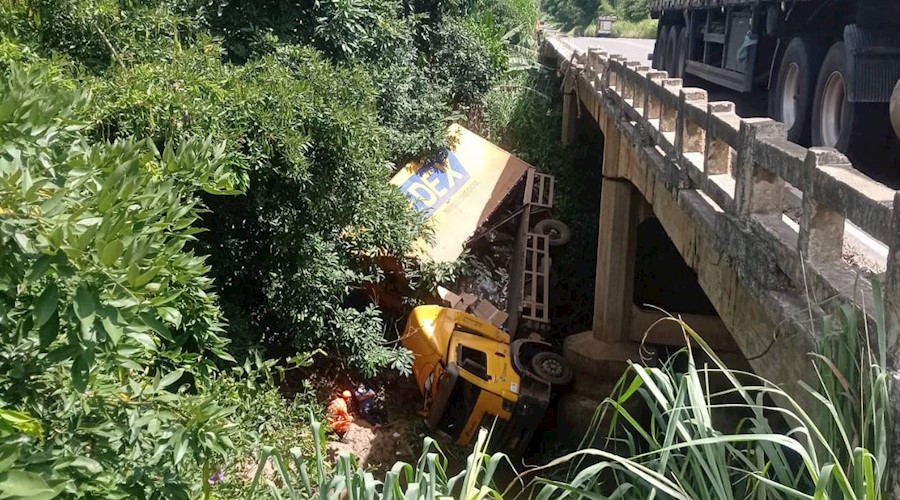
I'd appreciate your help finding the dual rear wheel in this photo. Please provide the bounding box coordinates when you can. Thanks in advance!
[771,38,884,155]
[653,24,686,79]
[653,26,884,156]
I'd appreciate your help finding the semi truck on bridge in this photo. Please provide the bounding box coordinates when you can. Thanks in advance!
[649,0,900,162]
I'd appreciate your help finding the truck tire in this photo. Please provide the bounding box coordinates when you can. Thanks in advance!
[665,26,680,77]
[769,38,823,145]
[811,42,882,154]
[535,218,570,246]
[531,351,574,387]
[891,79,900,139]
[674,26,688,79]
[654,25,670,71]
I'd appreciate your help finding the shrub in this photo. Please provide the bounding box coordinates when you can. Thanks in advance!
[0,62,240,497]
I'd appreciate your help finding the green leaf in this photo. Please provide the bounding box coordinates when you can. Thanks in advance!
[38,311,59,348]
[128,331,158,351]
[100,316,122,345]
[45,344,79,363]
[140,313,173,341]
[0,444,18,473]
[71,354,89,393]
[157,369,184,391]
[32,282,58,328]
[134,266,163,288]
[0,470,64,500]
[25,255,51,283]
[172,431,189,466]
[57,456,102,475]
[100,240,124,266]
[0,410,42,439]
[74,284,95,323]
[157,307,182,329]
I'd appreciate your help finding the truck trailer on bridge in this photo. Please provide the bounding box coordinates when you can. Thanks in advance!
[649,0,900,161]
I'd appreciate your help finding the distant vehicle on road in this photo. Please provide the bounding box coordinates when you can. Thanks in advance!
[596,16,616,37]
[649,0,900,159]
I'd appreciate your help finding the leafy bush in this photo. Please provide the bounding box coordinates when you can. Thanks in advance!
[0,62,240,497]
[1,0,545,381]
[23,0,205,71]
[542,0,652,36]
[619,0,650,22]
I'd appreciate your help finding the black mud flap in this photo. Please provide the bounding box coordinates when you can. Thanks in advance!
[500,377,551,458]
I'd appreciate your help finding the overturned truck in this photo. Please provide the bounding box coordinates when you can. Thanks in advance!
[390,125,573,453]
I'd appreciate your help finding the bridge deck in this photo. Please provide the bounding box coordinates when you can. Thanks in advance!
[542,36,900,415]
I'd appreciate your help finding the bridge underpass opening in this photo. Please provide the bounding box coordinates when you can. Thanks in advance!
[553,91,753,444]
[555,174,755,445]
[548,98,605,339]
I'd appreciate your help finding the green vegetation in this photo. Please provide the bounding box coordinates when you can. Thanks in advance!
[0,0,543,496]
[246,293,892,498]
[0,0,892,497]
[541,0,656,37]
[612,18,658,38]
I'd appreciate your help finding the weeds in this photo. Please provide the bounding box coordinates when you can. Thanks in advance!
[611,19,658,39]
[243,287,892,498]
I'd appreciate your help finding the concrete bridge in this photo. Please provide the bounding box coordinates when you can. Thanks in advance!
[540,36,900,450]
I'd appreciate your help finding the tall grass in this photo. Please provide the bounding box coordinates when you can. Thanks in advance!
[246,289,891,498]
[611,19,657,39]
[527,286,891,499]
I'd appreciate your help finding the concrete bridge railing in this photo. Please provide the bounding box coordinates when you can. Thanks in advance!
[542,35,900,441]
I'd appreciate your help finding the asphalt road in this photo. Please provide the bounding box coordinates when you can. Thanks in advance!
[562,36,770,123]
[565,37,655,64]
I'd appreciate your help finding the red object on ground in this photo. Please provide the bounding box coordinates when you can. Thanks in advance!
[327,391,354,436]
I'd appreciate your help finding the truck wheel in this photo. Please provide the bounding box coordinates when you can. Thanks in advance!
[674,26,688,78]
[654,25,670,71]
[665,26,680,76]
[811,42,881,154]
[770,38,823,145]
[535,219,570,246]
[531,351,573,387]
[891,79,900,139]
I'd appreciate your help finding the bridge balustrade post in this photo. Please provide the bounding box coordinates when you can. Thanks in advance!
[587,48,607,91]
[659,79,682,134]
[633,66,650,115]
[733,119,788,217]
[621,61,640,102]
[704,102,736,177]
[797,150,848,263]
[676,88,708,156]
[643,72,668,121]
[608,56,622,92]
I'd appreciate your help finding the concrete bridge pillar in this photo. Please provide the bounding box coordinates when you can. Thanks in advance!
[559,123,647,446]
[591,177,639,342]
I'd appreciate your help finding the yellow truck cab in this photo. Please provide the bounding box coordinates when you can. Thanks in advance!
[402,305,573,455]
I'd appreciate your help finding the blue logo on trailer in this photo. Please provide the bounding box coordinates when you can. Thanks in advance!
[399,151,471,215]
